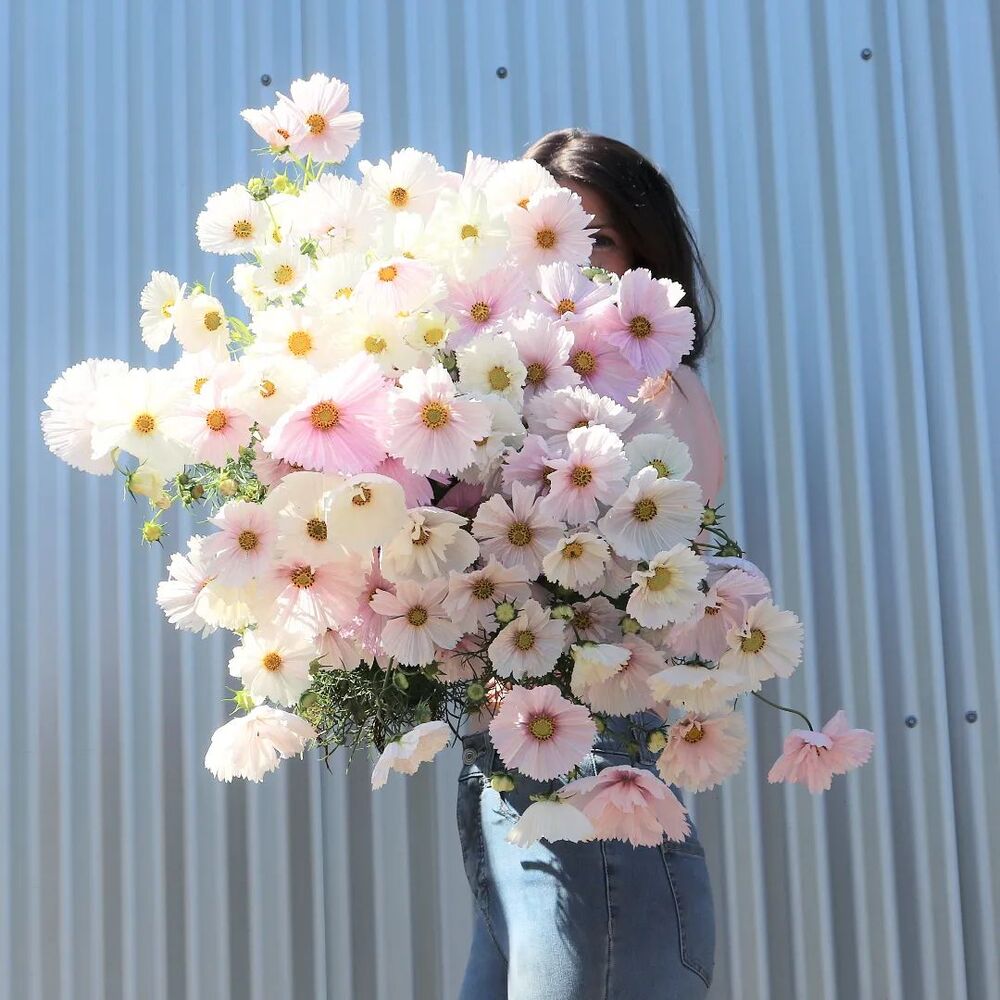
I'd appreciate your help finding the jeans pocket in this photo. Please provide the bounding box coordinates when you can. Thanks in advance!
[660,844,716,989]
[456,774,486,896]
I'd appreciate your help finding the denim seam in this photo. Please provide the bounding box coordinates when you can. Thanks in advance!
[659,846,711,988]
[471,772,509,968]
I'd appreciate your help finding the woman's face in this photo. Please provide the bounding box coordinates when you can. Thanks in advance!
[561,179,632,276]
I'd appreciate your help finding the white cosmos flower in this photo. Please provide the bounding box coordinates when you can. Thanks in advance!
[204,706,316,782]
[171,292,229,359]
[40,358,129,474]
[380,507,480,583]
[457,332,527,406]
[406,308,457,354]
[506,796,595,847]
[626,544,707,629]
[370,720,451,789]
[293,175,379,255]
[325,473,408,552]
[196,182,268,255]
[196,577,268,632]
[484,158,560,215]
[200,499,278,586]
[359,147,447,216]
[139,271,185,350]
[425,185,509,280]
[254,243,312,298]
[370,579,461,666]
[334,313,422,374]
[455,395,525,486]
[90,367,190,478]
[156,535,217,636]
[598,466,703,561]
[506,187,594,268]
[719,598,804,688]
[231,261,268,312]
[353,255,441,315]
[247,304,338,371]
[646,664,750,715]
[570,643,630,689]
[542,532,610,591]
[624,431,693,481]
[488,599,565,678]
[228,627,316,707]
[230,356,312,430]
[275,72,364,164]
[263,470,347,564]
[301,251,367,311]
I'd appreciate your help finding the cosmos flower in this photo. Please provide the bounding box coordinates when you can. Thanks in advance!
[196,183,268,255]
[767,711,874,793]
[204,706,316,782]
[656,712,748,792]
[200,500,278,586]
[472,481,563,577]
[359,147,446,216]
[626,544,707,629]
[139,271,185,350]
[275,72,363,163]
[371,721,452,789]
[488,600,566,679]
[228,627,316,707]
[719,598,804,689]
[507,187,594,268]
[370,579,462,666]
[541,425,630,526]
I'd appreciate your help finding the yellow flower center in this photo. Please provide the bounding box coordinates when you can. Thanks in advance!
[514,630,536,652]
[741,627,767,654]
[291,566,315,588]
[650,459,670,477]
[571,610,592,630]
[525,362,547,385]
[571,350,596,376]
[193,377,208,394]
[306,518,327,541]
[470,301,491,324]
[528,715,555,740]
[261,652,283,672]
[133,412,156,435]
[406,606,429,627]
[570,466,593,487]
[160,299,174,319]
[306,113,327,135]
[335,286,353,299]
[556,298,575,315]
[310,401,340,430]
[460,223,479,239]
[705,605,720,616]
[412,526,432,546]
[201,409,227,433]
[273,264,295,286]
[232,219,254,240]
[351,485,373,506]
[507,522,532,547]
[682,722,705,744]
[471,578,496,600]
[646,565,675,592]
[629,315,653,339]
[203,310,223,331]
[562,541,585,559]
[517,197,530,209]
[237,530,259,551]
[364,335,387,355]
[260,378,277,398]
[378,264,398,282]
[633,497,658,522]
[287,330,313,356]
[421,400,451,429]
[419,326,443,346]
[389,186,409,208]
[487,366,511,391]
[535,228,557,249]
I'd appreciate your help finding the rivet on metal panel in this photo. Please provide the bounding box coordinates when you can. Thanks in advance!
[904,715,918,728]
[496,66,508,79]
[965,710,978,724]
[260,73,272,86]
[860,49,873,61]
[462,746,479,764]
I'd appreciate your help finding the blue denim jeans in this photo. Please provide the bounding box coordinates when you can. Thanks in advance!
[456,710,715,999]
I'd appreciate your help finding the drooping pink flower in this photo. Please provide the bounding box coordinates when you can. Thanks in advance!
[371,721,452,789]
[341,556,394,660]
[252,453,305,490]
[541,425,630,526]
[383,364,492,476]
[767,710,874,794]
[561,765,691,846]
[372,456,435,508]
[275,72,363,163]
[263,353,390,475]
[240,99,306,156]
[601,268,696,376]
[656,713,748,792]
[488,683,597,780]
[566,322,644,404]
[204,706,316,783]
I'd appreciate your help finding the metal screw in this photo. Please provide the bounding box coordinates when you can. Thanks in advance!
[260,73,272,86]
[904,715,918,728]
[496,66,508,79]
[965,710,978,724]
[861,48,872,61]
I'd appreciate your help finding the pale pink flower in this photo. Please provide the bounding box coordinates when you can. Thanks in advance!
[570,643,630,689]
[534,261,613,326]
[472,481,563,577]
[379,507,480,583]
[507,187,594,267]
[562,765,690,846]
[204,706,316,782]
[541,425,630,526]
[156,535,217,636]
[657,713,748,792]
[371,720,451,789]
[646,664,750,715]
[434,636,483,682]
[262,354,390,474]
[228,627,316,707]
[316,627,363,671]
[507,312,580,400]
[276,72,363,163]
[627,544,708,628]
[541,532,610,591]
[354,255,440,315]
[767,711,875,794]
[262,556,368,637]
[372,456,434,507]
[488,683,596,780]
[370,579,462,666]
[506,797,596,847]
[446,558,532,632]
[566,596,623,646]
[341,556,394,658]
[572,634,664,715]
[200,500,278,585]
[384,364,492,476]
[567,323,643,404]
[525,384,634,449]
[165,381,253,466]
[240,99,306,155]
[443,266,527,346]
[252,453,304,490]
[488,600,566,679]
[602,268,696,376]
[719,598,804,689]
[500,434,554,496]
[359,147,446,216]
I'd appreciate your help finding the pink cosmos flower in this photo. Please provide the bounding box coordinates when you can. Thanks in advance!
[561,765,690,846]
[263,353,389,475]
[384,364,492,476]
[316,627,363,671]
[156,535,217,636]
[341,556,394,660]
[200,500,278,586]
[262,556,368,638]
[656,713,748,792]
[434,635,482,683]
[204,706,316,783]
[369,579,462,666]
[565,596,623,647]
[525,384,634,449]
[240,100,306,157]
[488,684,597,780]
[541,425,630,526]
[252,453,304,490]
[566,322,644,404]
[767,710,874,793]
[506,187,594,267]
[443,266,527,346]
[571,634,665,715]
[472,481,563,577]
[275,72,363,163]
[372,456,434,508]
[488,600,566,679]
[446,558,532,632]
[507,312,581,400]
[601,268,696,376]
[500,434,554,496]
[534,261,614,326]
[164,380,253,466]
[354,255,440,315]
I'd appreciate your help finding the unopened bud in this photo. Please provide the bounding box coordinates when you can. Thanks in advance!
[234,688,256,712]
[647,729,667,753]
[151,491,172,511]
[392,671,409,691]
[218,477,238,497]
[246,176,271,200]
[466,681,486,702]
[273,174,293,193]
[701,506,718,527]
[551,604,575,621]
[141,520,164,543]
[490,773,515,793]
[620,615,641,634]
[495,601,517,624]
[190,484,205,500]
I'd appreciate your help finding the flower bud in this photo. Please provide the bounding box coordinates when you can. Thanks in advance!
[246,176,271,200]
[490,774,515,793]
[646,729,667,753]
[551,604,575,621]
[466,681,486,702]
[218,477,238,497]
[151,491,172,511]
[234,688,256,712]
[392,671,410,691]
[190,483,205,500]
[701,506,718,527]
[127,467,164,499]
[273,174,293,193]
[620,615,641,634]
[718,541,742,557]
[141,520,164,543]
[495,601,517,625]
[594,716,607,734]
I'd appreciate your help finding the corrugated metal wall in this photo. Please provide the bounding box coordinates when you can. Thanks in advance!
[3,1,998,997]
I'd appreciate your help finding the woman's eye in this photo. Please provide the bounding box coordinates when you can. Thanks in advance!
[593,234,613,249]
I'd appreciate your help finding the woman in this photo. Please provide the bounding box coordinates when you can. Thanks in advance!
[456,130,724,1000]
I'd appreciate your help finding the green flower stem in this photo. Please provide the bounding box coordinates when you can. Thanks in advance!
[751,690,814,731]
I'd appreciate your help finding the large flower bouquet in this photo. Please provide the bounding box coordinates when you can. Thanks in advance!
[42,73,873,848]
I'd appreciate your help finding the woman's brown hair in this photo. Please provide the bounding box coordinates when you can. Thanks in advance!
[524,129,716,370]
